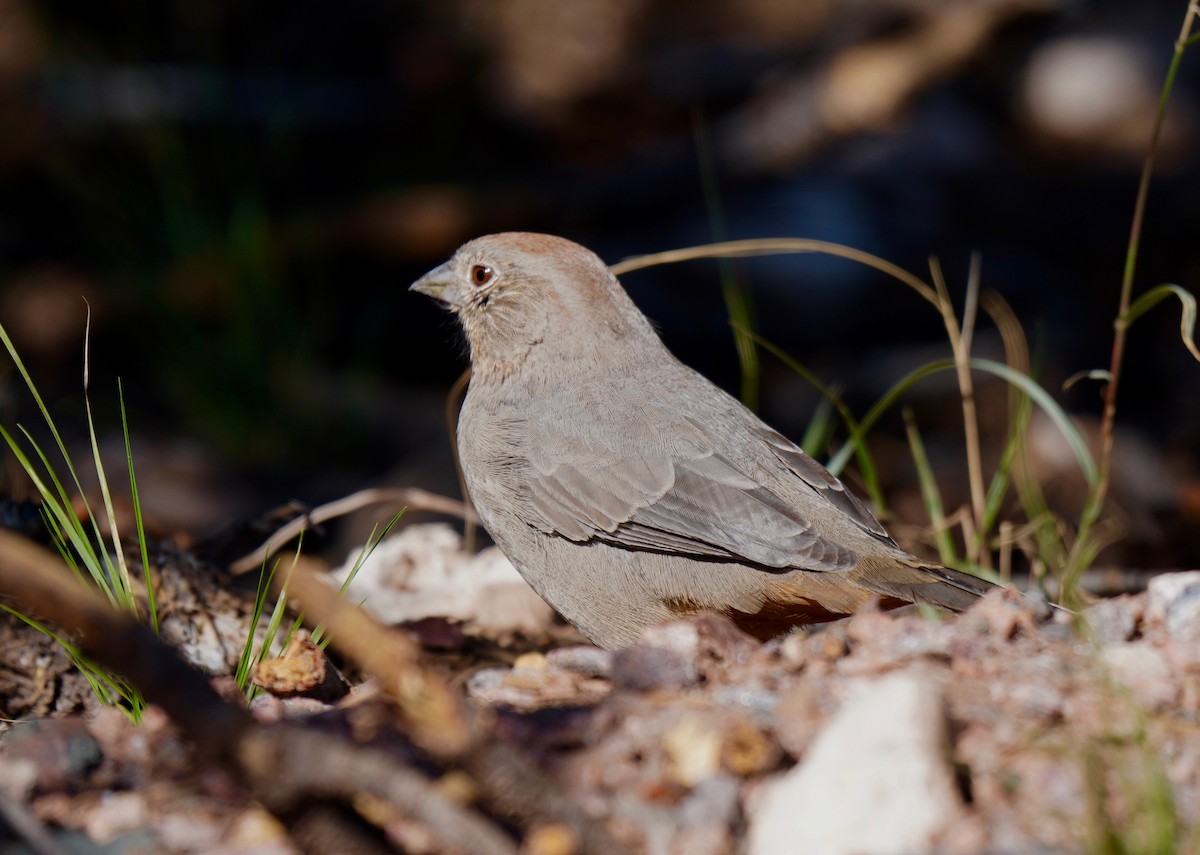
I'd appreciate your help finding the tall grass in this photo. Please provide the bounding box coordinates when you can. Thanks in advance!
[0,314,154,719]
[614,240,1098,586]
[608,4,1199,598]
[1060,1,1200,606]
[235,510,404,702]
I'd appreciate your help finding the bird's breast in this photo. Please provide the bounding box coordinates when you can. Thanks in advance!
[458,383,537,515]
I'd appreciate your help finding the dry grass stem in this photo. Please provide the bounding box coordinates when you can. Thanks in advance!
[229,487,475,575]
[610,238,940,308]
[448,367,478,552]
[929,257,989,567]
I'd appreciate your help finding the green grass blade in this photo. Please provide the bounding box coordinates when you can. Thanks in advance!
[1012,444,1066,584]
[15,422,118,594]
[0,319,104,542]
[693,108,759,410]
[903,409,957,564]
[85,395,133,603]
[312,508,406,647]
[340,509,405,597]
[235,552,279,692]
[40,507,81,573]
[828,359,957,474]
[1122,283,1200,361]
[252,570,294,693]
[799,395,836,457]
[827,357,1097,488]
[735,323,886,510]
[14,427,76,523]
[119,380,157,633]
[1,426,119,604]
[722,271,759,411]
[981,394,1033,534]
[969,358,1097,485]
[15,425,92,550]
[0,603,146,720]
[239,533,306,699]
[0,317,157,717]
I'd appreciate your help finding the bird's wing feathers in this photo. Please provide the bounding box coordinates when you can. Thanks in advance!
[527,455,671,541]
[625,453,857,569]
[756,426,894,543]
[527,411,874,573]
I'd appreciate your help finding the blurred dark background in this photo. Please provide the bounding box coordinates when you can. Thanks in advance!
[1,0,1197,565]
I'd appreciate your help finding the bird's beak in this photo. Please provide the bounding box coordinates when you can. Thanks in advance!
[410,261,463,308]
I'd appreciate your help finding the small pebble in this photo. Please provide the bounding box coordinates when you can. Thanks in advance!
[1147,572,1200,642]
[612,645,696,691]
[546,646,614,678]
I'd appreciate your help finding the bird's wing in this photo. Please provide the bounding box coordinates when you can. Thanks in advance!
[754,425,895,544]
[527,416,879,573]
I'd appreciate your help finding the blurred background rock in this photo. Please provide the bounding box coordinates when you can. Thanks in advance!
[0,0,1196,566]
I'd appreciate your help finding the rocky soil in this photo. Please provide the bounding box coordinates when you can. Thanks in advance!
[1,523,1198,854]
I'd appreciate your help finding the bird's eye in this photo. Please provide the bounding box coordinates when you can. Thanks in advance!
[470,265,494,287]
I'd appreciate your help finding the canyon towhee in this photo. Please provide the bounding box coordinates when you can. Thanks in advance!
[412,233,993,648]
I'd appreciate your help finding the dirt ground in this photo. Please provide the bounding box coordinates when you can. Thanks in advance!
[1,522,1197,855]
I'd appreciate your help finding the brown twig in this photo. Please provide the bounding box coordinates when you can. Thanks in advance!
[240,726,519,855]
[0,527,628,852]
[272,553,474,758]
[0,529,251,755]
[274,554,629,855]
[0,531,525,854]
[286,804,395,855]
[229,487,475,575]
[0,793,67,855]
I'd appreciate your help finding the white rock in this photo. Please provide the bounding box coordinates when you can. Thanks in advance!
[1146,571,1200,642]
[1101,643,1177,711]
[747,670,961,855]
[332,523,554,638]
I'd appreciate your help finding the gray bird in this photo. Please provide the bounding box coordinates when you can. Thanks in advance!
[412,233,993,648]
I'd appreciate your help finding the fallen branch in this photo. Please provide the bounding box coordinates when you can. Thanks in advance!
[0,530,515,854]
[0,530,626,854]
[274,553,627,855]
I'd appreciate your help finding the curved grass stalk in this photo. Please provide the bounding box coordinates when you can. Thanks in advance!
[612,238,941,308]
[1123,284,1199,361]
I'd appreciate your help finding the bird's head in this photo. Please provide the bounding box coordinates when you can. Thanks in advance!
[411,232,657,381]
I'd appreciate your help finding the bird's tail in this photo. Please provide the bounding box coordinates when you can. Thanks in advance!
[851,555,996,613]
